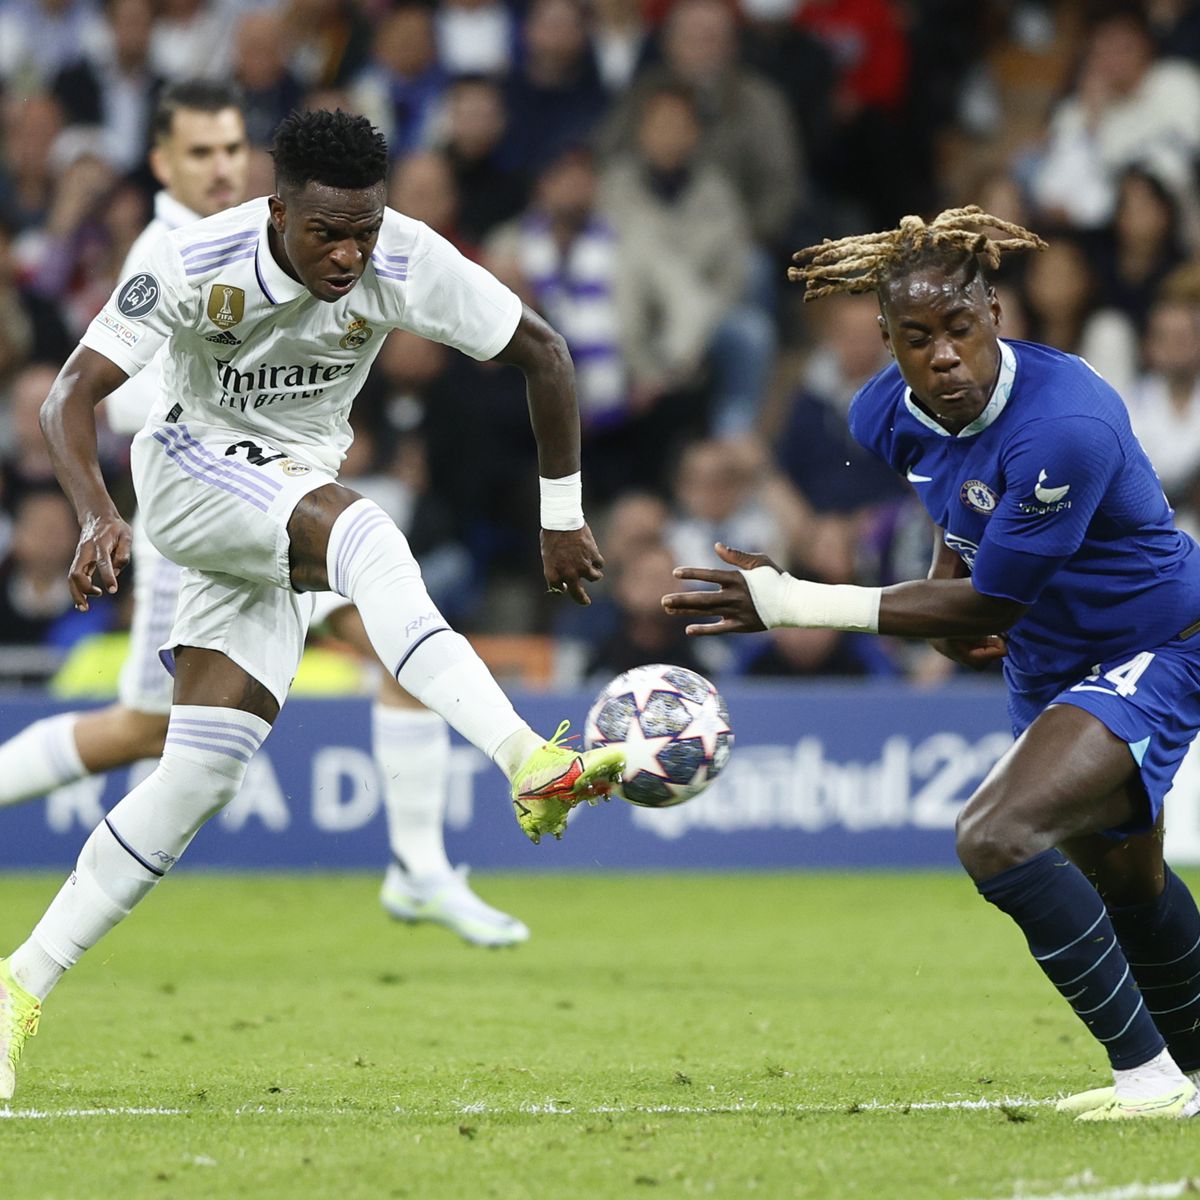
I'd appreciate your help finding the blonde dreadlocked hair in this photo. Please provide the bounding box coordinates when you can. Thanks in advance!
[788,206,1047,303]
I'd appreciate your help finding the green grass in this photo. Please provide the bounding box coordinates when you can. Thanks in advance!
[2,871,1198,1200]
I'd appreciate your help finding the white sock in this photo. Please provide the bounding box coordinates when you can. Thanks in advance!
[9,706,269,999]
[373,705,452,877]
[1113,1047,1190,1101]
[327,500,530,768]
[0,712,86,808]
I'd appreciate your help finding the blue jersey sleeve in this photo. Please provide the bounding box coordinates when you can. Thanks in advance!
[972,415,1124,604]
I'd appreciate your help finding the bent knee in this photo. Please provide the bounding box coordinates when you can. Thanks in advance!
[955,797,1051,883]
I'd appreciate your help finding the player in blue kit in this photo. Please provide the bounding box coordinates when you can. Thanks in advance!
[662,206,1200,1119]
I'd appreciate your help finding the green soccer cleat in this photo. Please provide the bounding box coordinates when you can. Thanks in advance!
[0,958,41,1101]
[1074,1080,1199,1121]
[1055,1085,1115,1115]
[380,862,531,947]
[511,720,626,844]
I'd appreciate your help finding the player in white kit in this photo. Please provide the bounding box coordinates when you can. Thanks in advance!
[0,84,532,948]
[0,109,626,1097]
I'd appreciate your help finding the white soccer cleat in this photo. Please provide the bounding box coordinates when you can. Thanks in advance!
[380,863,531,948]
[0,958,40,1101]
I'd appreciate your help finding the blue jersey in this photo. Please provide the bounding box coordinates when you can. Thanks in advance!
[849,339,1200,697]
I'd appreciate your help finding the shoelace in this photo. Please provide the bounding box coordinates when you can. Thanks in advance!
[543,718,577,751]
[7,997,39,1063]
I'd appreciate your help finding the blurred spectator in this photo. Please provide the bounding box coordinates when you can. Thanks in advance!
[52,0,164,174]
[434,0,515,78]
[0,221,72,385]
[350,5,447,155]
[1029,4,1200,229]
[487,147,626,431]
[284,0,372,90]
[501,0,608,175]
[1149,0,1200,60]
[599,491,670,571]
[438,76,528,243]
[1093,165,1189,329]
[740,626,900,679]
[0,93,66,233]
[776,292,902,514]
[598,0,803,250]
[0,0,107,93]
[0,489,106,648]
[1126,296,1200,509]
[584,542,706,680]
[149,0,236,83]
[231,10,304,147]
[794,0,922,226]
[3,363,64,499]
[1019,231,1138,397]
[591,0,652,94]
[389,149,475,257]
[665,437,791,572]
[601,84,775,437]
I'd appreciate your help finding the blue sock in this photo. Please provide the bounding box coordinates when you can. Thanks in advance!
[977,848,1164,1069]
[1109,866,1200,1073]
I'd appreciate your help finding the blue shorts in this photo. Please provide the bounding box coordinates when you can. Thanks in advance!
[1009,641,1200,835]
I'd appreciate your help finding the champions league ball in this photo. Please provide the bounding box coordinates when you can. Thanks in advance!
[584,664,733,808]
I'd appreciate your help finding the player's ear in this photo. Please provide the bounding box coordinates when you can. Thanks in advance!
[987,286,1001,328]
[268,194,286,233]
[148,144,168,190]
[877,313,893,358]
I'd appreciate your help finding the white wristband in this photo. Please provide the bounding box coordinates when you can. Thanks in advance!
[741,566,881,633]
[539,471,584,531]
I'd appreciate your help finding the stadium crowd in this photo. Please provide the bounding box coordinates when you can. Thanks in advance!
[1,0,1199,689]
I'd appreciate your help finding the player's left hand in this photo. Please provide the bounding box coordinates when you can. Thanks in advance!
[69,513,132,612]
[541,524,604,606]
[662,542,773,635]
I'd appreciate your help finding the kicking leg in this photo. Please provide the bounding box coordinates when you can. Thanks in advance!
[0,649,276,1099]
[957,704,1197,1119]
[289,487,624,842]
[324,604,529,946]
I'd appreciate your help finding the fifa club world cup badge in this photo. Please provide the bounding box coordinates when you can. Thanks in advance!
[207,284,245,330]
[339,316,374,350]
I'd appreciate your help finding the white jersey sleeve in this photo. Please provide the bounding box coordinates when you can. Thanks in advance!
[395,222,522,360]
[80,235,196,380]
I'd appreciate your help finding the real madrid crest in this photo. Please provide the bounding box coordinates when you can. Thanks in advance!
[207,283,245,330]
[960,479,999,514]
[339,316,374,351]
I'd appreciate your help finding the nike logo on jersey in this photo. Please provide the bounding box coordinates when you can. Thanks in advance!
[1034,470,1070,504]
[906,467,933,483]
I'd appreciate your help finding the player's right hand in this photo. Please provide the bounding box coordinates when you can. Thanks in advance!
[929,634,1008,669]
[70,513,132,611]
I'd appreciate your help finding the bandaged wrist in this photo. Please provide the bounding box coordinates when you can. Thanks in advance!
[741,566,881,632]
[539,471,584,531]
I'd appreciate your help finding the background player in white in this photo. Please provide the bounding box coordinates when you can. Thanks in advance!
[0,108,627,1098]
[0,84,530,947]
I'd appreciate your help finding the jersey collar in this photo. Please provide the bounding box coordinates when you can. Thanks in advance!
[154,190,200,230]
[254,212,309,305]
[902,339,1017,438]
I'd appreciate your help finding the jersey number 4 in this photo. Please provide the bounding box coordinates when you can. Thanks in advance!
[1070,651,1156,698]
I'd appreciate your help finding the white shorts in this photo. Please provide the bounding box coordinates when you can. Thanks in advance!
[115,511,183,715]
[131,421,333,706]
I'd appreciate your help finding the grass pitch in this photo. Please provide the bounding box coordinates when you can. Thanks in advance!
[2,871,1199,1200]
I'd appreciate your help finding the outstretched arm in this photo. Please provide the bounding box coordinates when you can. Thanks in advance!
[662,543,1026,639]
[494,305,604,606]
[39,345,133,611]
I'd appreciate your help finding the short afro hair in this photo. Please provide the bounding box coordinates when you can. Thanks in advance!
[271,109,389,194]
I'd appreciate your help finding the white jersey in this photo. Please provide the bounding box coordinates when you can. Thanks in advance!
[82,197,523,472]
[104,191,202,435]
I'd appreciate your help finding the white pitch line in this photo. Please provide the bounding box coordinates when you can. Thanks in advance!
[972,1182,1198,1200]
[0,1096,1057,1120]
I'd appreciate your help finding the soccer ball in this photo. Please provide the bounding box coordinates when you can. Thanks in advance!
[584,664,733,808]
